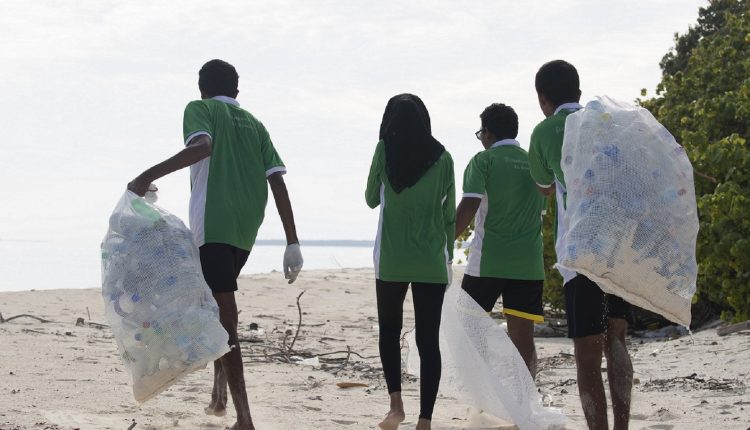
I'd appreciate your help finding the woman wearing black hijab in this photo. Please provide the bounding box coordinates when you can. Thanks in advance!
[366,94,456,430]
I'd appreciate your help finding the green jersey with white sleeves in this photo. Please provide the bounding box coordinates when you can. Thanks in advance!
[463,139,545,280]
[528,102,583,284]
[366,140,456,284]
[183,96,285,251]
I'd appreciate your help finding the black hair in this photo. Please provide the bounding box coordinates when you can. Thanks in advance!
[535,60,580,106]
[480,103,518,140]
[198,59,239,98]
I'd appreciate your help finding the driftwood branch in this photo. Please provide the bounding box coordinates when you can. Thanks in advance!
[0,312,53,324]
[694,170,718,183]
[287,291,306,355]
[717,320,750,336]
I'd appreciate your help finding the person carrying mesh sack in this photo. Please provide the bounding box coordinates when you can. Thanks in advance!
[128,59,303,430]
[528,60,633,430]
[454,103,546,377]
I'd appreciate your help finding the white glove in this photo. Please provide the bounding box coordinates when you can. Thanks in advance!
[447,261,453,286]
[283,243,303,284]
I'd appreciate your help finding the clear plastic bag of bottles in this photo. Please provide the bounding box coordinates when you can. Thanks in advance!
[101,191,229,402]
[406,285,566,430]
[558,96,698,326]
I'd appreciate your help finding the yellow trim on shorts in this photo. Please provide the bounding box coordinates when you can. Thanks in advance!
[503,308,544,323]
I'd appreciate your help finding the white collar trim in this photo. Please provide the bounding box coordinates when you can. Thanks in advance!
[212,95,240,106]
[554,102,583,115]
[490,139,521,149]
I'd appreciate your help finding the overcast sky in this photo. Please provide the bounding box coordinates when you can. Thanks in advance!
[1,0,704,246]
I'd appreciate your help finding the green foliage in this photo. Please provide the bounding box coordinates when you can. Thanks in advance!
[641,0,750,322]
[541,196,565,311]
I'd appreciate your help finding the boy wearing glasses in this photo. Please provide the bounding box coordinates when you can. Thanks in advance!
[528,59,632,430]
[454,103,546,375]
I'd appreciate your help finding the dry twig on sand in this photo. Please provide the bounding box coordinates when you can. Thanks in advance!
[0,312,53,324]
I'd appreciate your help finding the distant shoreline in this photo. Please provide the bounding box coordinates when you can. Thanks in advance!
[255,239,374,247]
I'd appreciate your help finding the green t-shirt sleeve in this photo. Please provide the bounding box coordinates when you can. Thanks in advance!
[462,154,487,197]
[182,101,213,145]
[443,157,456,261]
[365,141,384,209]
[528,125,555,187]
[257,121,285,175]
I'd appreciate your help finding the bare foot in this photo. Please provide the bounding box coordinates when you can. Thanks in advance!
[415,418,431,430]
[205,405,227,417]
[227,422,255,430]
[378,409,405,430]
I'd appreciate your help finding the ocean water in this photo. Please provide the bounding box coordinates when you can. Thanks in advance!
[0,240,376,292]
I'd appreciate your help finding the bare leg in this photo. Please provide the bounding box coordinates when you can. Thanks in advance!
[213,292,255,430]
[205,360,228,416]
[506,315,537,376]
[605,317,632,430]
[379,391,405,430]
[415,418,431,430]
[573,334,608,430]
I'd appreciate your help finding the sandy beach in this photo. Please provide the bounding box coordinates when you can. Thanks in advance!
[0,267,748,430]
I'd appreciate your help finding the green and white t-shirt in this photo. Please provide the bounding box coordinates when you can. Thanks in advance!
[183,96,285,251]
[463,139,545,280]
[528,102,583,284]
[365,140,456,284]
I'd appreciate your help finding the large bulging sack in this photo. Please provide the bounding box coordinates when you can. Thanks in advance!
[558,96,698,326]
[101,191,230,402]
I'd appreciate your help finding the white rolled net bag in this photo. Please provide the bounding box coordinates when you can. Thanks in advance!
[101,191,229,402]
[557,96,698,326]
[406,285,566,430]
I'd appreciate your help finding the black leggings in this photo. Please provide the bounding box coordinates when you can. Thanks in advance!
[376,279,446,421]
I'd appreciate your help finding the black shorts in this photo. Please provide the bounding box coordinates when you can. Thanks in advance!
[564,274,632,338]
[461,274,544,322]
[199,243,250,293]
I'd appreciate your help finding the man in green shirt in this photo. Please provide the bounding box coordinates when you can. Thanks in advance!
[528,60,632,430]
[454,103,546,375]
[128,59,303,430]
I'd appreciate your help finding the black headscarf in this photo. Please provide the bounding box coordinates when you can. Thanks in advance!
[379,94,446,193]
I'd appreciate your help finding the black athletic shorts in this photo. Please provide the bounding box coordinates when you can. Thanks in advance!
[461,274,544,322]
[199,243,250,293]
[564,274,632,338]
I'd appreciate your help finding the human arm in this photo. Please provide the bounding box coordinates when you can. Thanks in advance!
[268,172,302,283]
[528,127,556,197]
[454,197,481,240]
[365,141,384,209]
[443,160,456,263]
[127,135,212,196]
[268,172,299,246]
[536,183,555,197]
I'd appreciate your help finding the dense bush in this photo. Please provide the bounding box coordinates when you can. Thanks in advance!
[641,0,750,322]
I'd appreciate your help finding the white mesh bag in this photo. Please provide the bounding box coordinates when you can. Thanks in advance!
[101,191,229,402]
[557,96,698,326]
[406,285,566,430]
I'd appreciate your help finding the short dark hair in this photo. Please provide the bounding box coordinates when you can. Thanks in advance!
[198,59,239,98]
[480,103,518,140]
[535,60,580,106]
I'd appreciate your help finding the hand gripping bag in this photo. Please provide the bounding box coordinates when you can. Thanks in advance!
[406,285,566,430]
[101,191,230,402]
[557,96,698,326]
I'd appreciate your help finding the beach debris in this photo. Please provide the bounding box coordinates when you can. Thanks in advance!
[0,312,53,324]
[642,373,746,393]
[336,382,368,388]
[717,320,750,337]
[126,420,137,430]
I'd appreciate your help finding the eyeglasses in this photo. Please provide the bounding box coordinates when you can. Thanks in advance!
[475,128,484,140]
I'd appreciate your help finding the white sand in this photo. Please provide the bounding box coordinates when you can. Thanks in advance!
[0,268,748,430]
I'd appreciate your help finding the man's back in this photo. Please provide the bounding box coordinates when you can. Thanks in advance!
[183,97,285,250]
